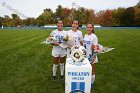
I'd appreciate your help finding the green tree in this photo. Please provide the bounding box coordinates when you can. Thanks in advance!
[79,7,87,24]
[36,10,52,26]
[23,18,36,26]
[72,8,83,25]
[0,16,4,27]
[11,14,22,26]
[70,7,95,26]
[112,8,125,26]
[55,5,63,19]
[3,15,13,27]
[122,7,135,26]
[133,3,140,26]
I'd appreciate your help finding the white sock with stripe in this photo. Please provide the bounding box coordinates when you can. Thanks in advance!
[60,63,64,76]
[91,74,95,84]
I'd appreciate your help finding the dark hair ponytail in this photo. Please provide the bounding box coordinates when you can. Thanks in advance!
[72,20,79,24]
[87,22,94,33]
[72,20,79,29]
[57,20,63,23]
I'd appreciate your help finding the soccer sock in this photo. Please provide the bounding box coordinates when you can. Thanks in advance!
[53,64,58,76]
[91,74,95,84]
[67,48,71,58]
[60,63,64,76]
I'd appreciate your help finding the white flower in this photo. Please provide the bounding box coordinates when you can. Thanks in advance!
[41,36,57,44]
[71,45,86,62]
[63,34,69,41]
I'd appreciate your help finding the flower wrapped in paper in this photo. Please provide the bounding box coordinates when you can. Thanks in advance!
[63,34,69,41]
[41,36,57,44]
[59,34,75,49]
[92,44,114,57]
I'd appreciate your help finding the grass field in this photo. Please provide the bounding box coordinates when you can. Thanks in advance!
[0,28,140,93]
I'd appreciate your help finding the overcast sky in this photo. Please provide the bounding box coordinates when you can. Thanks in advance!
[0,0,139,19]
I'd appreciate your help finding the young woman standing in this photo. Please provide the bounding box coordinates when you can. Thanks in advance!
[83,22,98,88]
[66,20,83,57]
[50,20,66,81]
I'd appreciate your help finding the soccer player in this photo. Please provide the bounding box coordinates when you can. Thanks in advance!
[83,22,98,88]
[66,20,83,57]
[50,20,66,81]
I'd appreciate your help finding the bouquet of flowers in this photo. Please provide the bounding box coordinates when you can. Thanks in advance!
[63,34,69,41]
[41,36,57,44]
[59,34,75,49]
[92,44,114,57]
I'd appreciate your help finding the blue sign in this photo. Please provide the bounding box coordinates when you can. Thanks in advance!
[70,82,85,93]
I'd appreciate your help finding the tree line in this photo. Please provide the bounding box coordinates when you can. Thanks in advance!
[0,2,140,27]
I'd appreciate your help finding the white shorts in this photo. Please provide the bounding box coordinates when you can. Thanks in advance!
[52,47,66,57]
[52,52,66,57]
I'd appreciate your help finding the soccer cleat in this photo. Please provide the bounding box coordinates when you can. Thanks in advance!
[60,75,64,80]
[53,76,56,81]
[91,84,94,88]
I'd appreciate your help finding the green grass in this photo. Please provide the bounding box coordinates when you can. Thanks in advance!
[0,28,140,93]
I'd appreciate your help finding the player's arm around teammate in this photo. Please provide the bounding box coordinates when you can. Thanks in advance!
[83,22,98,88]
[50,20,66,81]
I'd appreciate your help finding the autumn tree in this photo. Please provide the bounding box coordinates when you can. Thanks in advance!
[86,9,95,24]
[11,14,22,26]
[61,8,72,26]
[3,15,13,27]
[36,8,52,26]
[23,18,36,26]
[133,5,140,26]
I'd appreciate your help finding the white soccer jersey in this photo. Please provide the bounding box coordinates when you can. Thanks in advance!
[83,33,98,61]
[66,30,83,46]
[66,30,83,57]
[50,29,66,55]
